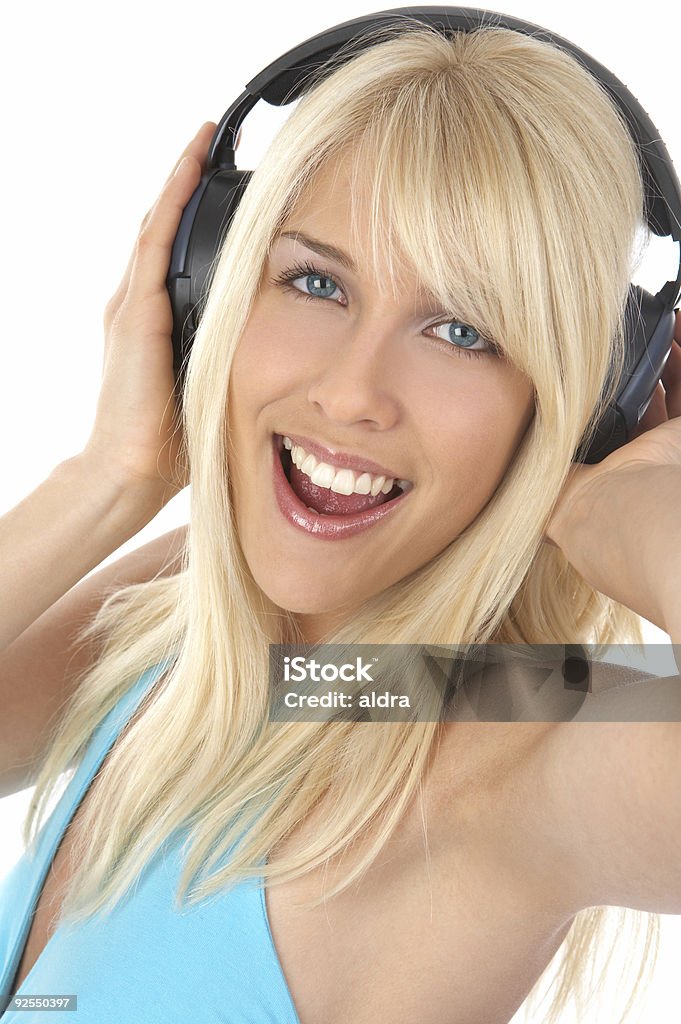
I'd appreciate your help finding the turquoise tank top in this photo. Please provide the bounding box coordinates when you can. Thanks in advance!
[0,659,301,1022]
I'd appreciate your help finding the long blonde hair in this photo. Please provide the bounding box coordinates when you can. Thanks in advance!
[24,18,659,1023]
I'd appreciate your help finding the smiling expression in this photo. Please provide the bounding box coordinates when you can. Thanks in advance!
[227,153,536,643]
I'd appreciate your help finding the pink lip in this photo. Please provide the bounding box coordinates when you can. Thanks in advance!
[278,431,408,483]
[271,435,412,540]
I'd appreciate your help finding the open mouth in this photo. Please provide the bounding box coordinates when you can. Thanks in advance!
[275,433,408,516]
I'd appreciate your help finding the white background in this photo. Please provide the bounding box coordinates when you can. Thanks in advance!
[1,1,679,1020]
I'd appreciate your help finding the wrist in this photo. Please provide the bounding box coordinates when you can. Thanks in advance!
[550,464,681,634]
[62,451,168,534]
[633,468,681,638]
[657,571,681,644]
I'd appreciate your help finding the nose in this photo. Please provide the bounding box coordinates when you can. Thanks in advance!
[306,320,403,427]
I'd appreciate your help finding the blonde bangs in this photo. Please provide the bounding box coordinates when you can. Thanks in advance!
[342,80,527,363]
[280,21,642,387]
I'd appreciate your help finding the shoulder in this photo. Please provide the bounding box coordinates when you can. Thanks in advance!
[536,657,681,913]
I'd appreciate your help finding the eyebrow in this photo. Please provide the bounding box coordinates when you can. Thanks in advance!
[275,229,471,325]
[277,231,358,274]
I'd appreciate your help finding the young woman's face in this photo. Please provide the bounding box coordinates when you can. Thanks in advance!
[228,155,535,643]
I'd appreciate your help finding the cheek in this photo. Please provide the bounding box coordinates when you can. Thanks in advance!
[230,325,293,411]
[431,392,529,496]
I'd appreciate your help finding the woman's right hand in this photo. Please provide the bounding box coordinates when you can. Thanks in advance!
[80,120,218,509]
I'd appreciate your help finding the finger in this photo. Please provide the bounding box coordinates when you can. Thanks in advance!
[630,380,668,440]
[108,122,216,316]
[142,121,216,239]
[125,154,203,305]
[105,242,140,323]
[661,330,681,418]
[163,121,216,188]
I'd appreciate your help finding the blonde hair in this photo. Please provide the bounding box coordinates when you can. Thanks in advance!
[24,18,659,1023]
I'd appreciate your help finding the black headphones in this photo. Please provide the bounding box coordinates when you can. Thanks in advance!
[166,5,681,464]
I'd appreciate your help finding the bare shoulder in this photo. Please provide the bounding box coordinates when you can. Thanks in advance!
[536,656,681,913]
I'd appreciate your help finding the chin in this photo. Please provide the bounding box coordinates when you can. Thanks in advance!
[259,571,358,619]
[265,587,347,618]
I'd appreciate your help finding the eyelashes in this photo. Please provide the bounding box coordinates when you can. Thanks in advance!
[269,258,499,361]
[270,259,346,304]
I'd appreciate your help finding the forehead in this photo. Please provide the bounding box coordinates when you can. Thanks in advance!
[280,154,366,250]
[276,152,427,301]
[289,149,357,211]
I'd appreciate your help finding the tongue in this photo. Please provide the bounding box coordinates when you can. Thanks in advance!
[289,460,394,515]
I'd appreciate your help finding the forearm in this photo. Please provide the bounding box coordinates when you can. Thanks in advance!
[0,453,161,652]
[554,465,681,638]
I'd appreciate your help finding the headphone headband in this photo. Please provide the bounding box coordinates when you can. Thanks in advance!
[168,6,681,462]
[209,6,681,273]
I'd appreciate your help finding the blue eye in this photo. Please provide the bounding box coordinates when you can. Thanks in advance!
[271,259,346,304]
[427,321,495,359]
[270,259,498,361]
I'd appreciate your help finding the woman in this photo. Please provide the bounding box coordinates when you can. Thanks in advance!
[1,18,680,1024]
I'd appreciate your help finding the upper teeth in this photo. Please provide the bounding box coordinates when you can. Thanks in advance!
[282,436,410,497]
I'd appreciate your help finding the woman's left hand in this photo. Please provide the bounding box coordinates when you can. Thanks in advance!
[544,308,681,634]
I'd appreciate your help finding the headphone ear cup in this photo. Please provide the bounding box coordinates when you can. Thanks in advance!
[167,169,253,391]
[575,284,676,464]
[169,166,676,463]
